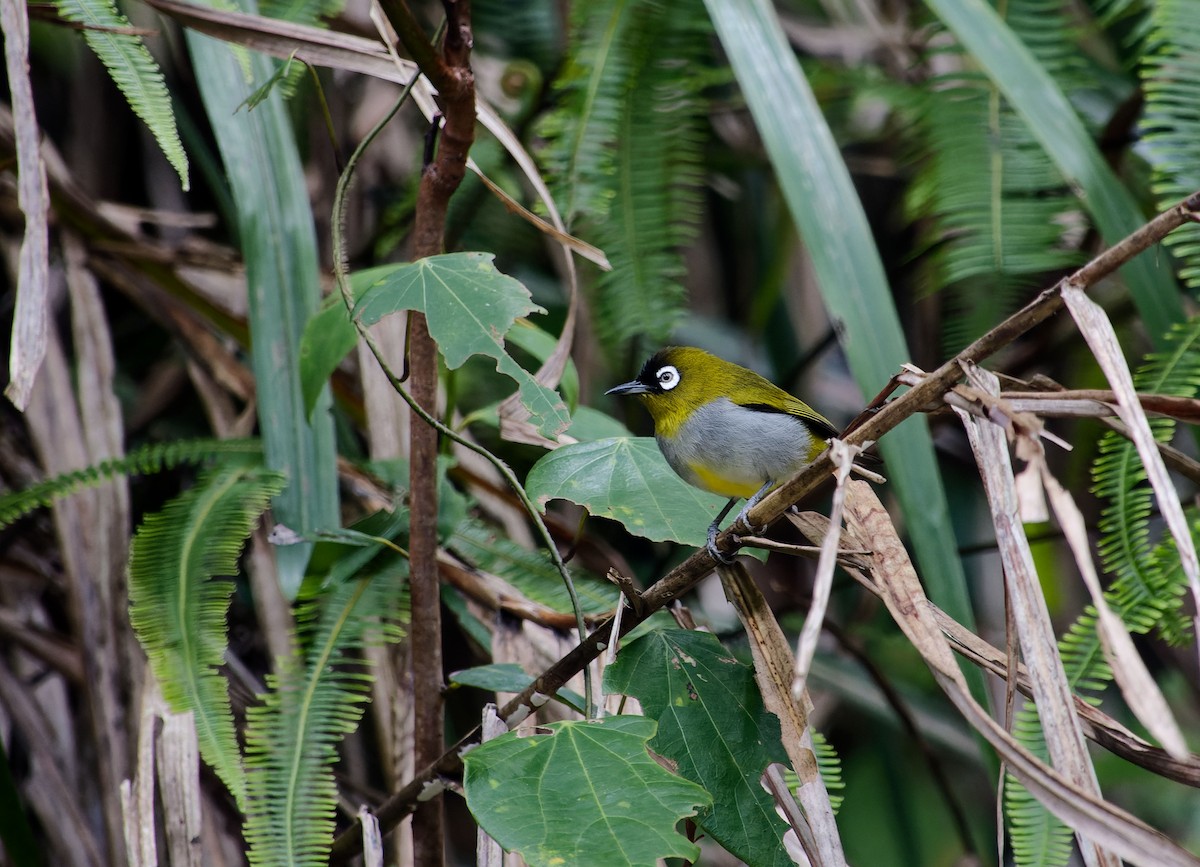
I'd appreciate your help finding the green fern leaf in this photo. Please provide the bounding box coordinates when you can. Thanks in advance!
[128,460,285,808]
[905,0,1088,353]
[537,0,712,354]
[0,438,263,529]
[52,0,189,189]
[1141,0,1200,294]
[242,571,406,866]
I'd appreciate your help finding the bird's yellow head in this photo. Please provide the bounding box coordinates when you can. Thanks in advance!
[605,347,730,437]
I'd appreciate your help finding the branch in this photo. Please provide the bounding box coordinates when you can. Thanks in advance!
[329,189,1200,862]
[372,2,475,865]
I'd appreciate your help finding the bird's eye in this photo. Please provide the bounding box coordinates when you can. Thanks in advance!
[656,365,680,391]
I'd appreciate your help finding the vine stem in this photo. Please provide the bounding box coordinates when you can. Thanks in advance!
[327,46,594,717]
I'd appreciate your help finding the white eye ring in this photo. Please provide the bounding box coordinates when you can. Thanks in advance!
[656,365,680,391]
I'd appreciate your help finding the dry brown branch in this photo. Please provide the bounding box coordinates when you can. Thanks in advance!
[789,510,1200,788]
[717,561,844,866]
[842,481,1198,867]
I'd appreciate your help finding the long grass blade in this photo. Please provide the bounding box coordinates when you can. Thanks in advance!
[186,13,340,595]
[702,0,982,655]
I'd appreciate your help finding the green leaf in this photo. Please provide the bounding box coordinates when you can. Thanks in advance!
[53,0,189,189]
[449,663,586,714]
[188,18,341,597]
[354,253,570,438]
[463,715,710,867]
[238,51,300,112]
[129,462,286,808]
[703,0,982,658]
[605,629,792,867]
[525,436,729,546]
[505,319,580,412]
[565,406,632,442]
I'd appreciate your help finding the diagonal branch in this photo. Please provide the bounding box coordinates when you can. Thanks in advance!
[329,189,1200,862]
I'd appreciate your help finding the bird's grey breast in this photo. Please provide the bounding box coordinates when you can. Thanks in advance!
[657,397,814,487]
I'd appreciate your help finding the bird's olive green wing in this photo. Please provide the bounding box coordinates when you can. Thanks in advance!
[737,400,838,441]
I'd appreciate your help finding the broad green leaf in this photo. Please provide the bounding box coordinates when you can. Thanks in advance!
[605,629,792,867]
[505,319,580,412]
[525,436,729,545]
[703,0,981,651]
[129,462,286,808]
[188,21,340,596]
[458,320,583,429]
[354,253,570,438]
[449,663,586,714]
[463,715,710,867]
[924,0,1183,345]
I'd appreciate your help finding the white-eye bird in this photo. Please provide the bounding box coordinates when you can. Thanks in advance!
[606,346,837,562]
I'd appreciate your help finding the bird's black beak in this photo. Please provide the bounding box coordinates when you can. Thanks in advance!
[606,380,652,396]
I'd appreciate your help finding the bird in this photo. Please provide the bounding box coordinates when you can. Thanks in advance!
[606,346,838,562]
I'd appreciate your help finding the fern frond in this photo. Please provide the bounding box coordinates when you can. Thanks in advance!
[257,0,341,23]
[242,573,405,866]
[1141,0,1200,294]
[128,461,285,808]
[906,0,1087,353]
[537,0,712,353]
[779,729,844,816]
[811,730,844,815]
[1087,316,1200,647]
[473,0,562,72]
[1004,708,1076,867]
[536,0,633,225]
[52,0,189,189]
[0,438,263,529]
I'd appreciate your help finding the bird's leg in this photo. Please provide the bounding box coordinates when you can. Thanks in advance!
[731,480,775,540]
[706,497,739,564]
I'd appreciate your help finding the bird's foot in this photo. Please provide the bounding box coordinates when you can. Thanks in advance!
[706,521,737,565]
[730,500,767,540]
